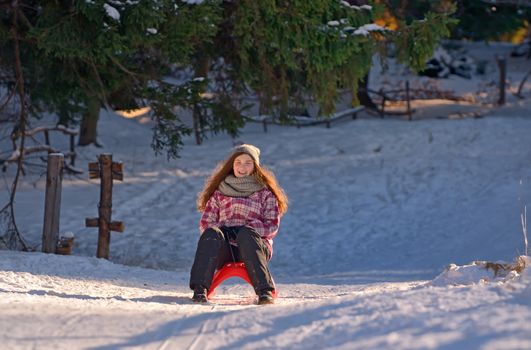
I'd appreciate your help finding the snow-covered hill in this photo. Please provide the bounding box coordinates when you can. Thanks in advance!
[8,105,531,276]
[1,41,531,349]
[1,251,530,350]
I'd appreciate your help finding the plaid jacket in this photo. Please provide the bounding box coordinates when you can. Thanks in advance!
[199,188,280,254]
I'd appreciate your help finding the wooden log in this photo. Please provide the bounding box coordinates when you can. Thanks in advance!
[56,236,74,255]
[42,153,64,253]
[97,154,113,259]
[329,106,364,123]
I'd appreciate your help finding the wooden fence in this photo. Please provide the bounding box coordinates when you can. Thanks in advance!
[248,106,365,132]
[41,153,124,258]
[5,125,80,173]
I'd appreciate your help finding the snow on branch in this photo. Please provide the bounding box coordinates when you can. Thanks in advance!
[3,146,81,174]
[3,125,81,173]
[352,24,387,36]
[5,146,72,163]
[340,1,372,11]
[23,125,79,137]
[183,0,206,4]
[104,4,121,21]
[325,21,388,38]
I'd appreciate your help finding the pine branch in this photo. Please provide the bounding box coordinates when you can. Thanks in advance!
[107,55,145,81]
[16,6,33,30]
[88,59,109,107]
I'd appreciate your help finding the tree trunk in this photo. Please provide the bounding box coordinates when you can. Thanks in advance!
[356,73,378,109]
[78,96,101,146]
[193,104,203,145]
[192,56,210,145]
[57,105,71,127]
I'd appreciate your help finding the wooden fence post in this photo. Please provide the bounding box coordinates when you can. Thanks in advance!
[70,134,76,166]
[44,130,50,148]
[42,153,64,253]
[85,154,124,259]
[406,80,412,121]
[379,88,385,118]
[497,55,507,106]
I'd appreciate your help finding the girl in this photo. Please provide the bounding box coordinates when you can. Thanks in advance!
[190,144,288,304]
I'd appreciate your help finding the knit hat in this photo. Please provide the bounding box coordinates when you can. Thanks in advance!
[232,144,260,165]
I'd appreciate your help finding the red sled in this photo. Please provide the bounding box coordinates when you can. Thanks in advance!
[207,262,278,299]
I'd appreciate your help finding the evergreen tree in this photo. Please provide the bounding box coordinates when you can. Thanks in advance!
[190,0,456,143]
[0,0,220,157]
[1,0,456,158]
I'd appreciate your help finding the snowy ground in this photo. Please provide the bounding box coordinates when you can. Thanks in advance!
[1,42,531,349]
[0,252,530,349]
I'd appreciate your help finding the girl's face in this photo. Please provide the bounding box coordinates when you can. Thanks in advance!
[233,153,255,177]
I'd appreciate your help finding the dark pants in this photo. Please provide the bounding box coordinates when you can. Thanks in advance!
[189,226,274,294]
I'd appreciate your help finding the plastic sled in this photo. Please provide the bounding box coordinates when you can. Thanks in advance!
[207,262,278,299]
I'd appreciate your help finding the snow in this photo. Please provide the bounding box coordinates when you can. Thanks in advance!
[0,251,530,349]
[1,42,531,349]
[353,23,387,36]
[340,1,373,11]
[103,3,120,21]
[182,0,206,5]
[59,231,75,239]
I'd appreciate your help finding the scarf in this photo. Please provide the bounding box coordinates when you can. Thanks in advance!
[218,175,265,198]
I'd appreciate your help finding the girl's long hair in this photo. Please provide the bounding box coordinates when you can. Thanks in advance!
[197,152,288,215]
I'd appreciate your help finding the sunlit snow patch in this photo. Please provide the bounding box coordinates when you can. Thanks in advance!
[431,256,529,286]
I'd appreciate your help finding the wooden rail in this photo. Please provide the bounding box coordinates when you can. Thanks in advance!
[4,125,81,173]
[248,106,365,132]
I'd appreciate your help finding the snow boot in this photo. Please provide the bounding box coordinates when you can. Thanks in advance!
[257,290,274,305]
[192,285,208,303]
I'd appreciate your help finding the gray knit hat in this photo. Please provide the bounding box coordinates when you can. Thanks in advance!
[232,144,260,165]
